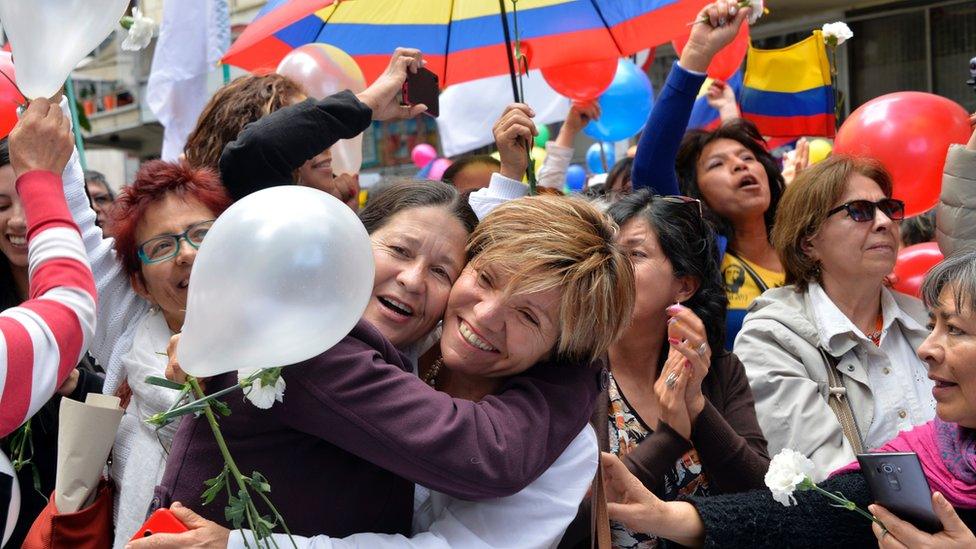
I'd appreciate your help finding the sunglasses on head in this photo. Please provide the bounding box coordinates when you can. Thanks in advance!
[658,195,703,218]
[826,198,905,223]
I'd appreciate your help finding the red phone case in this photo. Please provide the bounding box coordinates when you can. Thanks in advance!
[129,508,190,541]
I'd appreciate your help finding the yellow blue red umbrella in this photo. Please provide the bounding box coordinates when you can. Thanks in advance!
[222,0,709,87]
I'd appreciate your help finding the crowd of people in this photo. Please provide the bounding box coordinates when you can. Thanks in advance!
[2,1,976,548]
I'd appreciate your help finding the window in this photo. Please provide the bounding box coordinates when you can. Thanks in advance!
[931,3,976,113]
[849,11,928,109]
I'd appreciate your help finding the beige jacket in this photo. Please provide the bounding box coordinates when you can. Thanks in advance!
[733,285,929,481]
[938,144,976,256]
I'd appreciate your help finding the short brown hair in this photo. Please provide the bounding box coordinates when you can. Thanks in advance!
[467,195,635,365]
[184,74,304,170]
[772,155,894,291]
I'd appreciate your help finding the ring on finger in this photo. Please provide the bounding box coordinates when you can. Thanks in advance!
[665,371,678,389]
[697,342,707,357]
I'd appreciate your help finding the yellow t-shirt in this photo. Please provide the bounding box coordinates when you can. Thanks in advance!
[722,253,786,349]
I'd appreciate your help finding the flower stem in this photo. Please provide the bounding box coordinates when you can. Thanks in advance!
[188,377,273,549]
[810,485,886,529]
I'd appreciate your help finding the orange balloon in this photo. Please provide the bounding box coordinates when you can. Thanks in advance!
[0,52,23,139]
[890,242,943,298]
[834,92,971,218]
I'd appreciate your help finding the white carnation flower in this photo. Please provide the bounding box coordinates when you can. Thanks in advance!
[238,368,286,410]
[764,449,815,506]
[745,0,765,25]
[121,8,156,52]
[822,22,854,46]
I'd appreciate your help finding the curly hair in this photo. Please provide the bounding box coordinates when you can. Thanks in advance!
[675,118,785,244]
[110,160,232,279]
[607,189,728,353]
[184,74,304,170]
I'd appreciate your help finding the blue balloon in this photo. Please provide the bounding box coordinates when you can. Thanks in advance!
[586,142,616,174]
[584,59,654,142]
[566,164,587,191]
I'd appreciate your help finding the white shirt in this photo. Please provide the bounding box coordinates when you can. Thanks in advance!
[807,282,935,449]
[228,426,598,549]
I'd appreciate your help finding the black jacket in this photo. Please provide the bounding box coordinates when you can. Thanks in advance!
[218,90,373,201]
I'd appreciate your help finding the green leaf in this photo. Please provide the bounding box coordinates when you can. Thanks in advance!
[201,467,228,506]
[225,492,247,529]
[145,375,187,391]
[211,399,232,417]
[247,471,271,494]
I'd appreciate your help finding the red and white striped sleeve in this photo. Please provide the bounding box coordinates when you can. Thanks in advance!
[0,170,96,437]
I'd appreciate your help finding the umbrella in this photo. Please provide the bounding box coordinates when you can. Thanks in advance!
[222,0,710,89]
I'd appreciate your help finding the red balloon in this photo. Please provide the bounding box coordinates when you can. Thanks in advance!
[672,22,749,81]
[889,242,943,298]
[541,59,617,102]
[834,92,971,218]
[0,52,22,139]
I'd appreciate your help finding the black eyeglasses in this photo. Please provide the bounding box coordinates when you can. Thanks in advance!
[826,199,905,223]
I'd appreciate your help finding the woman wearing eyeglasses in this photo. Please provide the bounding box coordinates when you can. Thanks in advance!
[734,155,933,479]
[557,190,769,549]
[59,156,232,547]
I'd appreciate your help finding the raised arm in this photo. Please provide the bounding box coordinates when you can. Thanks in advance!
[0,99,96,437]
[937,115,976,256]
[219,48,428,201]
[631,1,749,195]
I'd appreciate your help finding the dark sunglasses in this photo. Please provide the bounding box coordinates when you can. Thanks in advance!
[826,198,905,223]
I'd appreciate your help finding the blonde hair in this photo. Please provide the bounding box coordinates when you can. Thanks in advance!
[467,195,635,365]
[772,155,894,292]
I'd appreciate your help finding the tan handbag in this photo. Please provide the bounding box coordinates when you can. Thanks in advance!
[818,348,865,454]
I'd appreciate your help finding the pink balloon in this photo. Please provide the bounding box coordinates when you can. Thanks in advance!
[278,44,367,175]
[429,158,453,181]
[412,144,438,168]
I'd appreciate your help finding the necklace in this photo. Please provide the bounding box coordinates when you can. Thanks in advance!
[423,358,444,388]
[865,313,884,347]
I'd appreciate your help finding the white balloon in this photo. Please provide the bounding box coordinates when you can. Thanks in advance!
[0,451,19,547]
[0,0,129,99]
[178,186,375,377]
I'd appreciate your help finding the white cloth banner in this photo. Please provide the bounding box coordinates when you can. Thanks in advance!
[146,0,230,161]
[436,70,570,157]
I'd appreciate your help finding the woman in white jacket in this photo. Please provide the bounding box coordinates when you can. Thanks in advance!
[734,155,933,480]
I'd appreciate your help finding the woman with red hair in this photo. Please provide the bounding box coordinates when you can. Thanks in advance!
[61,150,230,547]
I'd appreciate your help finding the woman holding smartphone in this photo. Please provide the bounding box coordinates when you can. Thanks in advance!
[598,249,976,548]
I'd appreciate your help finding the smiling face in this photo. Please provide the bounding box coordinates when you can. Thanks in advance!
[132,193,217,331]
[298,148,334,192]
[363,206,469,348]
[918,289,976,429]
[0,164,26,268]
[807,174,900,285]
[439,261,562,378]
[696,138,770,224]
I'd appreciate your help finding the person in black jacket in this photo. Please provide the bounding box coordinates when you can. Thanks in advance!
[213,48,428,203]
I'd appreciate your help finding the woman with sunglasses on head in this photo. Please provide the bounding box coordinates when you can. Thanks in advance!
[734,155,932,479]
[631,1,786,350]
[559,190,769,549]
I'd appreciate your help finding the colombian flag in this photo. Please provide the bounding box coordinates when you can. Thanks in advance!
[740,30,836,138]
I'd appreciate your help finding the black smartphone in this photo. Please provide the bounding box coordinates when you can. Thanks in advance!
[402,67,439,117]
[858,452,942,533]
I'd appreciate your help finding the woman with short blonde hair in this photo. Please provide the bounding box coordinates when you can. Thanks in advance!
[734,155,933,478]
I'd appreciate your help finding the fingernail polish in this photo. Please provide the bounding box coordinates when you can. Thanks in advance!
[668,337,681,346]
[685,360,692,368]
[667,317,678,325]
[666,304,681,314]
[730,6,737,15]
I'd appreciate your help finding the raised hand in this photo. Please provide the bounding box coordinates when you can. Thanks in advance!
[492,103,537,181]
[356,47,428,121]
[682,1,751,74]
[705,80,740,120]
[9,97,74,177]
